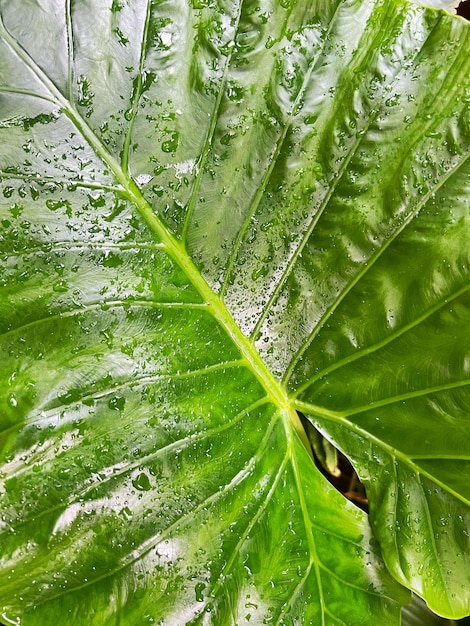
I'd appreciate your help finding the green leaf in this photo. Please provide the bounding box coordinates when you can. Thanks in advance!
[0,0,469,623]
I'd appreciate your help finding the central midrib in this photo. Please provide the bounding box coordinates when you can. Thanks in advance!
[89,123,316,449]
[1,16,312,449]
[61,103,290,407]
[118,172,314,453]
[123,175,290,408]
[68,109,290,408]
[119,177,314,453]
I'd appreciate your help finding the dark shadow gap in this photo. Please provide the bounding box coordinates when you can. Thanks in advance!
[457,0,470,19]
[298,412,369,513]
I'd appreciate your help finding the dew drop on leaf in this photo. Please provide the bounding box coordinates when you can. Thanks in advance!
[161,132,179,153]
[120,506,133,520]
[132,473,151,492]
[108,396,125,411]
[7,394,18,408]
[195,582,205,602]
[53,280,68,293]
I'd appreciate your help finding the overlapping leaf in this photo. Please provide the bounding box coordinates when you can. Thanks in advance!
[0,0,469,623]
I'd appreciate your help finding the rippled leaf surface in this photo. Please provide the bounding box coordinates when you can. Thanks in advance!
[0,0,469,623]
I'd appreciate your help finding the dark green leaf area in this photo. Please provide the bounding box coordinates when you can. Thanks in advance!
[0,297,248,441]
[289,174,470,396]
[310,422,470,619]
[0,400,272,621]
[298,293,470,447]
[0,243,202,335]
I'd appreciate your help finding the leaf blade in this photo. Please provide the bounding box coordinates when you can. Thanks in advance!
[1,0,469,623]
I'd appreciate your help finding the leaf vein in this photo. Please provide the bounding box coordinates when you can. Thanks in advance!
[0,300,209,340]
[65,0,74,103]
[218,2,336,299]
[295,399,470,506]
[4,397,271,534]
[3,241,167,259]
[345,378,470,417]
[181,2,245,244]
[0,86,56,104]
[415,472,451,605]
[120,0,152,174]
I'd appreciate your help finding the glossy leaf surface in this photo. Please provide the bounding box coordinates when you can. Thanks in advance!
[0,0,469,623]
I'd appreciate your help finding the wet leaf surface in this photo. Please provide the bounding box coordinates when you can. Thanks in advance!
[0,0,469,623]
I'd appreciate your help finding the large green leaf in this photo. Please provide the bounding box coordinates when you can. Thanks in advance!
[0,0,469,623]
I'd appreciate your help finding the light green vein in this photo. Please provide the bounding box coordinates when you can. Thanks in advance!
[284,417,325,626]
[0,300,208,341]
[36,359,248,418]
[0,86,56,104]
[4,241,166,258]
[0,171,122,192]
[4,396,271,535]
[410,455,470,461]
[180,1,245,244]
[415,472,451,608]
[1,359,245,438]
[343,378,470,417]
[218,1,337,300]
[120,0,152,174]
[193,415,291,622]
[65,0,74,104]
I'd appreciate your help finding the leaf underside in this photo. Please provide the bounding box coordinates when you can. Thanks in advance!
[0,0,469,624]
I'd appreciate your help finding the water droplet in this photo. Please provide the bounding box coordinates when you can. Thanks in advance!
[195,582,205,602]
[108,396,125,411]
[120,506,133,520]
[53,280,68,293]
[7,394,18,408]
[132,473,151,492]
[161,132,179,154]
